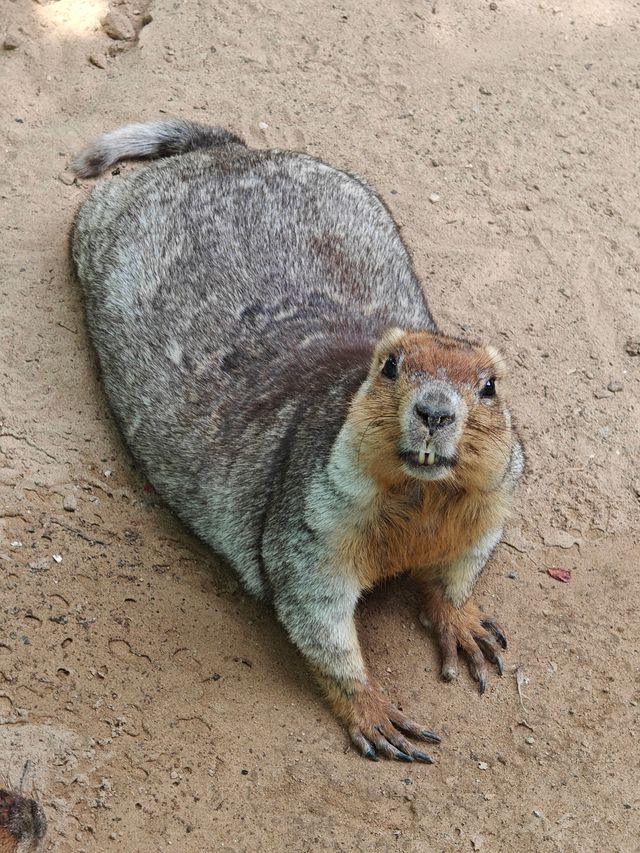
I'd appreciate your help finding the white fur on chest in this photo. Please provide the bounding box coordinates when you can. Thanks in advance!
[304,424,378,536]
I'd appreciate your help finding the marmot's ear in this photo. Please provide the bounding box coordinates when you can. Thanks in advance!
[485,345,508,380]
[368,327,405,378]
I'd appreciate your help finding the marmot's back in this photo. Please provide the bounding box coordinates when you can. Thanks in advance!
[72,133,433,462]
[72,141,432,357]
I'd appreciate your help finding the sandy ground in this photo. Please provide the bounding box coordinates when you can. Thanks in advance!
[1,0,639,850]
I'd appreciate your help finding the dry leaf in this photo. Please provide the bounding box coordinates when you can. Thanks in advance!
[547,566,571,583]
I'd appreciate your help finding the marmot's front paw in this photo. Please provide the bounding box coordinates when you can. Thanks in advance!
[344,688,441,763]
[421,600,507,693]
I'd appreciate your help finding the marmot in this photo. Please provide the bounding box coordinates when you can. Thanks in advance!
[71,120,524,763]
[0,788,46,853]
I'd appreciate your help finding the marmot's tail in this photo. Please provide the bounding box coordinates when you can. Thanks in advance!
[71,119,245,178]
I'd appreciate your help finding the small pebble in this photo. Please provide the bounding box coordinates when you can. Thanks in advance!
[88,53,106,69]
[607,381,623,393]
[533,809,544,818]
[3,30,20,51]
[63,495,77,512]
[478,761,489,770]
[101,10,136,41]
[258,121,269,130]
[29,557,51,573]
[507,570,518,579]
[58,172,75,186]
[479,85,492,95]
[593,389,612,399]
[429,193,440,204]
[525,736,535,745]
[489,1,498,9]
[625,338,640,356]
[52,554,63,563]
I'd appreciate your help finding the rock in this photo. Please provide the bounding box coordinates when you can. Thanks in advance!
[3,30,21,51]
[478,761,489,770]
[258,121,269,130]
[479,85,492,95]
[625,337,640,356]
[489,1,498,9]
[88,53,106,69]
[525,736,535,745]
[101,10,136,41]
[607,380,623,393]
[63,495,77,512]
[29,557,51,573]
[541,528,580,549]
[593,389,612,399]
[58,172,75,186]
[507,570,519,579]
[429,193,440,204]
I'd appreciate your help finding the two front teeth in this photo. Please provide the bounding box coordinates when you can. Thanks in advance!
[418,440,437,467]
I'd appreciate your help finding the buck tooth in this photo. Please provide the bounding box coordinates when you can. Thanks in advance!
[418,447,426,465]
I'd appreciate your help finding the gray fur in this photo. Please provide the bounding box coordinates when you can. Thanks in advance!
[71,119,243,178]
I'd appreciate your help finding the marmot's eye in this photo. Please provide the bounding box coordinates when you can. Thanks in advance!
[480,377,496,398]
[381,354,398,380]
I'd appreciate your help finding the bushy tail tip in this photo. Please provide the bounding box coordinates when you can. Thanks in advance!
[71,119,245,178]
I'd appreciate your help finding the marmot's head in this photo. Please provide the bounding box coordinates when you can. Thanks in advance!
[0,788,46,853]
[348,328,520,491]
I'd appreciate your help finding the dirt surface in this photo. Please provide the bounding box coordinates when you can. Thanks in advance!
[1,0,639,850]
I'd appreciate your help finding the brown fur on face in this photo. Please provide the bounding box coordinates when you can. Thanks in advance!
[347,328,514,492]
[331,328,519,590]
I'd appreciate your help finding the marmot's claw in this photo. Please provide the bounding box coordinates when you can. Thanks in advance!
[419,729,442,744]
[349,705,440,763]
[412,749,435,764]
[442,664,458,682]
[427,606,508,691]
[482,618,508,650]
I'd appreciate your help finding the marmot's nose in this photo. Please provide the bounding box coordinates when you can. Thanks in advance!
[414,401,456,431]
